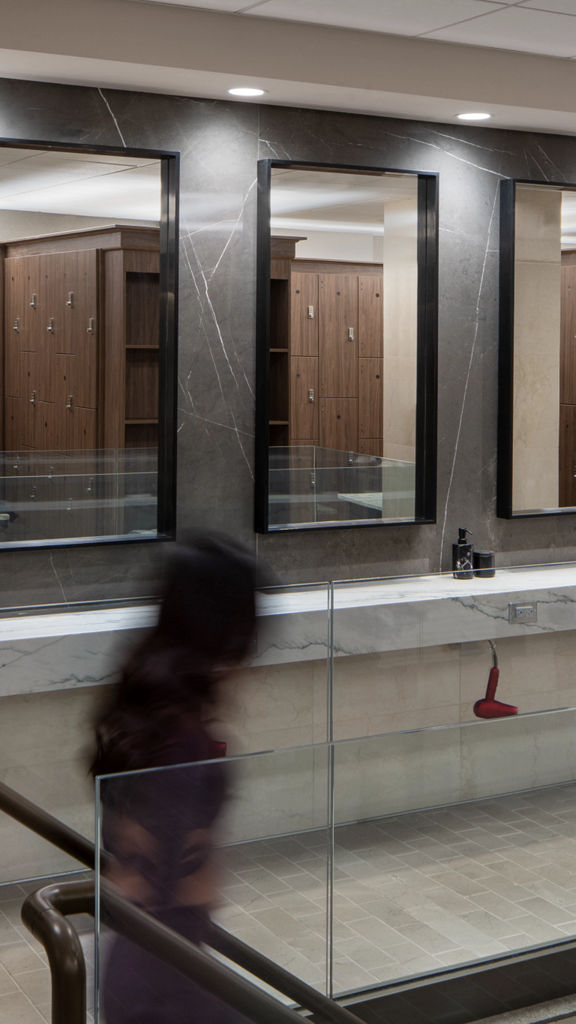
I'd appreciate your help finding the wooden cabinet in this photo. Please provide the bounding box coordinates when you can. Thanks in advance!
[269,237,383,455]
[1,225,159,452]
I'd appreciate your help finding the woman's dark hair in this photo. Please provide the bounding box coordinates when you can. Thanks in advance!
[91,534,262,776]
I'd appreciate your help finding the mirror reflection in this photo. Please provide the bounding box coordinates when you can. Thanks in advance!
[0,146,164,545]
[264,165,421,529]
[503,182,576,515]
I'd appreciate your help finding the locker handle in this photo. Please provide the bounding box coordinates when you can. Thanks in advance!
[29,390,36,406]
[66,291,74,308]
[306,305,315,319]
[12,318,20,333]
[347,327,355,342]
[66,395,74,410]
[87,317,95,334]
[308,389,315,403]
[47,317,55,333]
[29,294,37,309]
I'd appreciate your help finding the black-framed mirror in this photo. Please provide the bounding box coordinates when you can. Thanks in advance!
[255,159,438,533]
[498,178,576,518]
[0,138,178,548]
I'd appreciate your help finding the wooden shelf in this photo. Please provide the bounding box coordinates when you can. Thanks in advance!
[270,347,289,353]
[269,420,289,426]
[125,418,158,425]
[126,344,160,350]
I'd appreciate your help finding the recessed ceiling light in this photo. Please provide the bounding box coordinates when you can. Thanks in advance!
[228,87,266,97]
[456,112,492,122]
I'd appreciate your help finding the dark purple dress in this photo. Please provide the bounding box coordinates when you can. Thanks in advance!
[100,727,250,1024]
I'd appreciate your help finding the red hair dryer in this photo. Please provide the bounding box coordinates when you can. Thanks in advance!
[473,641,518,719]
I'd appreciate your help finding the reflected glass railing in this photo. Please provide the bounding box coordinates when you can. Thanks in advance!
[268,445,415,525]
[0,447,158,542]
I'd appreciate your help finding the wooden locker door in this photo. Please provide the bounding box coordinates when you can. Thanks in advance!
[359,274,383,358]
[4,256,42,449]
[5,397,35,450]
[359,358,383,439]
[66,406,98,451]
[35,401,67,452]
[319,274,358,397]
[290,356,318,442]
[560,403,576,506]
[48,250,98,409]
[291,273,319,356]
[561,261,576,405]
[319,398,358,451]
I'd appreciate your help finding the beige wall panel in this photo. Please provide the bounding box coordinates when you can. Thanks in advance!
[513,259,561,510]
[382,200,417,462]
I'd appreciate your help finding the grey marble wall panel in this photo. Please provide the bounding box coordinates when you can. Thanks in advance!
[1,80,576,601]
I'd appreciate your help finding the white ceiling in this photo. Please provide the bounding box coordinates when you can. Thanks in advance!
[130,0,576,58]
[0,149,161,221]
[271,168,416,234]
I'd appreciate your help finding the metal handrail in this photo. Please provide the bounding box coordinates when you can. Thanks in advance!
[22,881,93,1024]
[0,779,363,1024]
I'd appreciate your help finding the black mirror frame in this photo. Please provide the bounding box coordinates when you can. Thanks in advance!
[0,136,179,550]
[497,177,576,519]
[254,158,438,533]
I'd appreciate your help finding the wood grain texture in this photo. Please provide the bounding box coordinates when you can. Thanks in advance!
[561,259,576,405]
[291,272,319,356]
[358,437,384,456]
[359,274,383,358]
[359,357,383,439]
[319,274,358,398]
[102,248,126,448]
[3,225,160,257]
[559,403,576,506]
[319,397,358,451]
[290,355,318,442]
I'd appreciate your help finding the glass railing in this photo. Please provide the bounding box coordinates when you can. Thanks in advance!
[95,746,333,1020]
[268,445,415,525]
[8,564,576,1015]
[0,447,158,542]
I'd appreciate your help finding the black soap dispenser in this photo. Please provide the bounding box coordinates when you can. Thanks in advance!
[452,528,473,580]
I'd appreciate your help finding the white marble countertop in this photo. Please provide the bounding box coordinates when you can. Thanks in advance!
[3,563,576,696]
[3,563,576,642]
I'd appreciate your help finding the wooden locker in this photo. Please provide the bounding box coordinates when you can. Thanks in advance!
[561,258,576,405]
[358,438,384,456]
[66,405,98,450]
[319,398,358,451]
[560,403,576,506]
[290,356,318,442]
[359,274,383,358]
[359,358,383,439]
[291,273,319,356]
[35,400,67,452]
[319,274,358,398]
[5,396,35,450]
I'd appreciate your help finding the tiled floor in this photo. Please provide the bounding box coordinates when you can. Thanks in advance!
[5,784,576,1022]
[216,782,576,997]
[0,872,94,1024]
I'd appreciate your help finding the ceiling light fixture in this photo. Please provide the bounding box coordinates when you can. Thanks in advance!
[457,112,492,122]
[228,87,266,97]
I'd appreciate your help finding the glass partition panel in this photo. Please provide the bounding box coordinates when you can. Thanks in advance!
[332,716,576,996]
[331,567,576,995]
[96,745,332,1020]
[0,447,158,542]
[252,582,331,749]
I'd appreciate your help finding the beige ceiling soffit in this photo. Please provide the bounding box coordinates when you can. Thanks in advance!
[1,50,576,136]
[1,0,576,116]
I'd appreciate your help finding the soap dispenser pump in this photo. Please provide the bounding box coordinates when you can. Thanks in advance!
[452,527,473,580]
